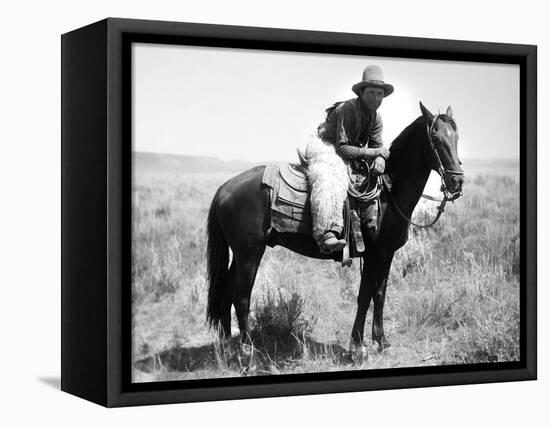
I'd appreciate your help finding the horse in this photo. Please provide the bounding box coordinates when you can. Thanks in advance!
[205,102,464,360]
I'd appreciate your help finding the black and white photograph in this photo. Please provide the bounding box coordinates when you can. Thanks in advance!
[131,43,521,382]
[3,0,547,422]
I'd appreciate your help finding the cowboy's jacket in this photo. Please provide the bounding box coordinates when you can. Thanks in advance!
[317,97,383,163]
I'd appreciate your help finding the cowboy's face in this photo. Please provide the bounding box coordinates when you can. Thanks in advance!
[361,87,385,111]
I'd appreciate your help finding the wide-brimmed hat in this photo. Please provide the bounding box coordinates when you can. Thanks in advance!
[352,65,394,97]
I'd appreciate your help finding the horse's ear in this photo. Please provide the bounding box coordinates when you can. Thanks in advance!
[446,106,453,118]
[419,101,434,122]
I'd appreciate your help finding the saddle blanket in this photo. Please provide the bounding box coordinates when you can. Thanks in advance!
[262,163,312,235]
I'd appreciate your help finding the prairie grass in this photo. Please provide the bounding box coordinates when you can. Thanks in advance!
[132,160,520,382]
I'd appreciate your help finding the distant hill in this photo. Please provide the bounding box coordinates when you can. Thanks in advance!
[134,152,263,175]
[134,152,519,178]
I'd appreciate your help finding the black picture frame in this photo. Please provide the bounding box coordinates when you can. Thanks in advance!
[61,17,537,407]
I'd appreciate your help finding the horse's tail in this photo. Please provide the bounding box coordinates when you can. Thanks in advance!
[206,192,231,330]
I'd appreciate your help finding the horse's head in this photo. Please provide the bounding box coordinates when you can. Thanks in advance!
[419,102,464,200]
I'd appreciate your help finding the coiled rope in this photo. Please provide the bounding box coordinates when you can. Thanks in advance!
[347,162,381,203]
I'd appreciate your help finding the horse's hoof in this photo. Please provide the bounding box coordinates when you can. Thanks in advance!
[239,343,258,375]
[349,341,368,365]
[240,343,254,357]
[374,337,391,352]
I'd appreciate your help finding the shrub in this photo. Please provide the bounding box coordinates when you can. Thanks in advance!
[453,309,520,363]
[251,289,313,353]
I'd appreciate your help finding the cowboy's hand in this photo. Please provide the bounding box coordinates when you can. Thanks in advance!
[376,147,390,160]
[372,157,386,176]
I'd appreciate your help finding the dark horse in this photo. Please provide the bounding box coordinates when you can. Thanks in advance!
[206,102,464,360]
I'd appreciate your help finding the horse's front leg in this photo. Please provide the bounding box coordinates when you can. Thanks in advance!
[350,252,377,362]
[372,251,394,351]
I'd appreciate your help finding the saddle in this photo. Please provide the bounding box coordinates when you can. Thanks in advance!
[262,162,311,235]
[261,152,373,265]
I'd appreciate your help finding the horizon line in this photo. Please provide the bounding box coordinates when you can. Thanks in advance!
[134,150,520,163]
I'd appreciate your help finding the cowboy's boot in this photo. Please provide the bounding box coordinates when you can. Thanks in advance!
[320,231,347,253]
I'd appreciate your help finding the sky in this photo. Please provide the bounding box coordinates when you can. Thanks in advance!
[132,42,520,162]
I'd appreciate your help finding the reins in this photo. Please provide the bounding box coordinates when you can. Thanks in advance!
[383,178,448,228]
[384,114,462,229]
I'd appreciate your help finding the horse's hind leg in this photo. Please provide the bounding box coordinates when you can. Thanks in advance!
[218,261,236,340]
[232,247,265,346]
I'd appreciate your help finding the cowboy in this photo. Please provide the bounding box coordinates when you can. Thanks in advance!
[308,65,393,253]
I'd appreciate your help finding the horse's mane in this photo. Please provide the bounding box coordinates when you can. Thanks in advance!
[389,116,424,157]
[389,114,457,159]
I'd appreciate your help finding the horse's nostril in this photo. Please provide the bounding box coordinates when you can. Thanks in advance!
[447,175,464,192]
[452,174,463,183]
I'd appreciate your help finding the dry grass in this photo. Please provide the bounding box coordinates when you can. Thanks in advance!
[131,161,520,382]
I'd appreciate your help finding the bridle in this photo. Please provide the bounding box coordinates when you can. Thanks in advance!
[384,114,464,228]
[426,114,464,202]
